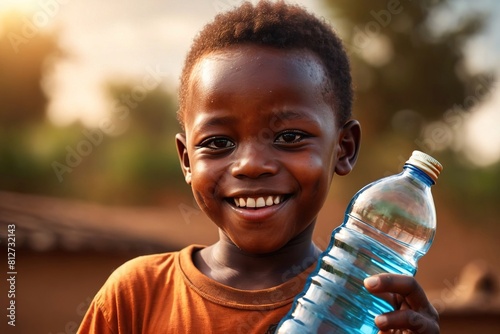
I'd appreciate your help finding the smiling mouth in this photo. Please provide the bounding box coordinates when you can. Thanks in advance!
[231,195,285,209]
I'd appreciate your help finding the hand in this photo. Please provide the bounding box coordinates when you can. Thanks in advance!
[364,274,440,334]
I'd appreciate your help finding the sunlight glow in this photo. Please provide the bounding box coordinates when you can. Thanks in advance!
[463,88,500,167]
[45,60,111,127]
[0,0,40,14]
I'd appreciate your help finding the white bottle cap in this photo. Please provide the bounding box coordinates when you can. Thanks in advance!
[405,151,443,183]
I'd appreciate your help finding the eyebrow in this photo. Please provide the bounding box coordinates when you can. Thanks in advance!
[192,108,317,133]
[272,109,306,121]
[193,115,237,133]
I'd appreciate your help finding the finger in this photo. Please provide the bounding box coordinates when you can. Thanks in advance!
[368,291,395,305]
[364,274,429,311]
[375,309,440,334]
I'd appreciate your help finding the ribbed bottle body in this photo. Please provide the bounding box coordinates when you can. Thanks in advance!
[277,219,417,334]
[276,152,442,334]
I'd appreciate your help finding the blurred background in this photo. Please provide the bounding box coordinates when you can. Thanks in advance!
[0,0,499,333]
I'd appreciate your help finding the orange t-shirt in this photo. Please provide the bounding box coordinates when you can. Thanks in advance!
[78,245,316,334]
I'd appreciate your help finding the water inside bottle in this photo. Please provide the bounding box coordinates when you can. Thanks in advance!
[277,152,442,334]
[278,217,418,334]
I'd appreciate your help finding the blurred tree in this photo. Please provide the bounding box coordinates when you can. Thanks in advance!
[325,0,489,134]
[0,10,62,126]
[81,83,186,205]
[0,10,69,196]
[0,10,186,206]
[322,0,499,225]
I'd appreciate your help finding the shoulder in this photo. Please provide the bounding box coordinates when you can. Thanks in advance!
[112,251,176,281]
[94,252,174,307]
[89,246,199,316]
[79,245,205,333]
[100,244,203,296]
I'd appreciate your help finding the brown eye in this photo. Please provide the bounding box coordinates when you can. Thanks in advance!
[210,138,233,148]
[282,133,299,143]
[275,131,306,144]
[198,137,235,150]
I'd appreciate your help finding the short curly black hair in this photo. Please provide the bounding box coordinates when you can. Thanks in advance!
[178,0,352,127]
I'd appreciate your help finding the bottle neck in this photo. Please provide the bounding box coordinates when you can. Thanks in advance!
[403,164,435,186]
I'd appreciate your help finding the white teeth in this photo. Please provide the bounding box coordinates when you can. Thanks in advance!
[233,195,283,208]
[247,198,256,208]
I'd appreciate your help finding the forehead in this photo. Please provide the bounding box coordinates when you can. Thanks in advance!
[188,44,328,96]
[183,44,333,128]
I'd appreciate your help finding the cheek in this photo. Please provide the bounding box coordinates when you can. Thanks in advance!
[190,157,217,186]
[299,152,333,186]
[190,158,227,209]
[189,160,216,203]
[293,151,335,210]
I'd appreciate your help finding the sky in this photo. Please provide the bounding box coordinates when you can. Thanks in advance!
[1,0,500,166]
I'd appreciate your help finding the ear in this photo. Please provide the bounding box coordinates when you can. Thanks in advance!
[334,119,361,176]
[175,133,192,185]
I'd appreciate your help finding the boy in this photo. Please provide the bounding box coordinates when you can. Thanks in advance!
[78,1,439,333]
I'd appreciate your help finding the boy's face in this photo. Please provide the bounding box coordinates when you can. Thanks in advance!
[177,45,359,254]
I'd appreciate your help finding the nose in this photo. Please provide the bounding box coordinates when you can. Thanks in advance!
[231,141,279,178]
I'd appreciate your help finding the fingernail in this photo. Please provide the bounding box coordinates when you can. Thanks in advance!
[364,276,379,288]
[375,314,388,327]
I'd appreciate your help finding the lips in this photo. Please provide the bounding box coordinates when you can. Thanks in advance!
[232,195,283,208]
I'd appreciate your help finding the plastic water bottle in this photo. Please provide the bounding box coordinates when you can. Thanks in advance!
[276,151,442,334]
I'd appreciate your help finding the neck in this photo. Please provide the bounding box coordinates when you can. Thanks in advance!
[194,223,321,290]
